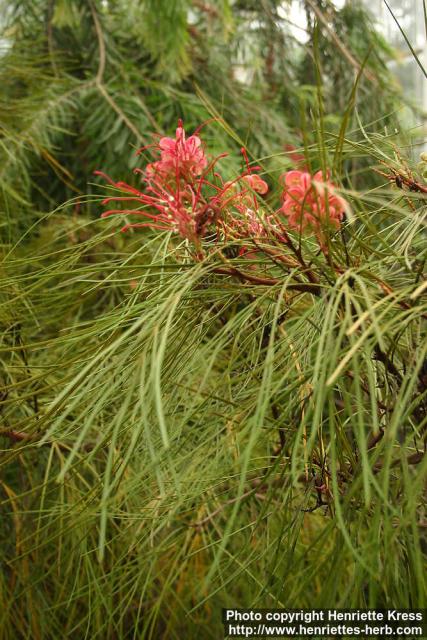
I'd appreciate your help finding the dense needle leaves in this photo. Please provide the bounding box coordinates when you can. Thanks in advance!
[0,1,426,638]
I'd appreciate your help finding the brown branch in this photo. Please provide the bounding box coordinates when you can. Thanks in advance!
[367,427,385,450]
[212,266,321,295]
[193,0,220,18]
[1,429,29,443]
[373,449,425,474]
[375,167,427,195]
[0,429,69,452]
[373,345,403,383]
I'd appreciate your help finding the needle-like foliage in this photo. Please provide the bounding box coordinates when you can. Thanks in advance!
[0,1,426,639]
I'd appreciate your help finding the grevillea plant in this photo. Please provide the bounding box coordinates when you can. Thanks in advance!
[2,117,426,637]
[96,121,350,262]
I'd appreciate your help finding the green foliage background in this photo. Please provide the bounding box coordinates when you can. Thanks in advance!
[0,0,426,638]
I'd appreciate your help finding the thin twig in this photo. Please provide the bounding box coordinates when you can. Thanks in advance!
[89,0,106,85]
[305,0,377,84]
[0,429,69,452]
[89,0,143,145]
[212,266,321,294]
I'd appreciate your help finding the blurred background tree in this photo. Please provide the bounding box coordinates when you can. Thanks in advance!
[0,0,399,239]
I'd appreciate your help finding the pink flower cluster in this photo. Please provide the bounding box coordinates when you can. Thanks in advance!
[96,120,270,245]
[279,170,349,236]
[96,121,349,252]
[145,121,208,182]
